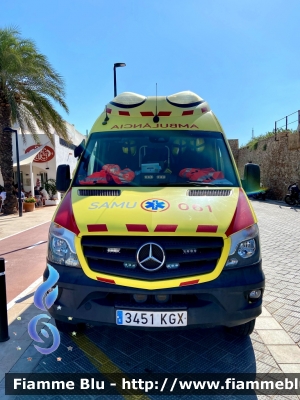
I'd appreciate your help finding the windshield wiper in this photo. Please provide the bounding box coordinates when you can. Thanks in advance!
[158,181,217,187]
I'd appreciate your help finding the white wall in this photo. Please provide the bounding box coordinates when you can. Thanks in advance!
[0,121,86,189]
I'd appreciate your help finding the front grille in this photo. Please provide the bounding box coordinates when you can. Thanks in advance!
[81,236,223,280]
[187,189,232,196]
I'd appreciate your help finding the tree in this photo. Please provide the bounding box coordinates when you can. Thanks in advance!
[0,27,69,214]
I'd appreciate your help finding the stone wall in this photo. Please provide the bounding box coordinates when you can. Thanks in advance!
[229,132,300,200]
[228,139,239,165]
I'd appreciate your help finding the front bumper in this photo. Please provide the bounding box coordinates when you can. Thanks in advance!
[44,260,264,329]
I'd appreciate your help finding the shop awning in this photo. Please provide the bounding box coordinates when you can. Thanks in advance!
[13,142,50,167]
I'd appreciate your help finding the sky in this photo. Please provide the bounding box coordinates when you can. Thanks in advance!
[1,0,300,145]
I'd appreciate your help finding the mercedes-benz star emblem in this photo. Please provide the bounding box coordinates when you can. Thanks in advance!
[136,242,165,272]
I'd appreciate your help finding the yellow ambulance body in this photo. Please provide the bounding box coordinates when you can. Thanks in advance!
[46,91,264,336]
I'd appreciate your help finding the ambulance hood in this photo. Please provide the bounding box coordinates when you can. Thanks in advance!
[60,186,255,238]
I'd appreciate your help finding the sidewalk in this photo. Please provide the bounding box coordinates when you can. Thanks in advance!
[0,205,58,398]
[0,205,57,240]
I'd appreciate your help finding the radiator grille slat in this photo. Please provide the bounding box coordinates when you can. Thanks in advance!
[187,189,232,196]
[77,189,121,196]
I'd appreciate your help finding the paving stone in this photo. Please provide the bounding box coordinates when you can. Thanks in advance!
[279,363,300,373]
[128,361,166,373]
[273,308,293,318]
[107,340,140,356]
[291,325,300,335]
[255,317,283,330]
[251,331,264,344]
[252,341,271,355]
[255,360,274,374]
[260,307,271,317]
[273,314,285,323]
[258,330,295,345]
[264,305,279,314]
[273,297,295,305]
[143,337,174,353]
[201,345,230,361]
[165,346,194,363]
[281,315,300,327]
[282,304,300,312]
[256,352,279,368]
[288,332,300,343]
[267,344,300,363]
[281,323,295,332]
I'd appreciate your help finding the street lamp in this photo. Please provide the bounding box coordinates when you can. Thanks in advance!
[113,63,126,97]
[3,127,22,217]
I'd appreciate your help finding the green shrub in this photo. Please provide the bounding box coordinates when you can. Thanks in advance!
[44,179,57,197]
[24,197,36,203]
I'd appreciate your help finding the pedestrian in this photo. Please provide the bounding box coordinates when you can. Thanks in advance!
[15,187,25,211]
[0,190,6,212]
[40,187,49,205]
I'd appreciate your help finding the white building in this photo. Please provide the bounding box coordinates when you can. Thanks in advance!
[0,121,86,197]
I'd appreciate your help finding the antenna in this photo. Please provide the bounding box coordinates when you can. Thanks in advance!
[153,83,159,123]
[252,128,254,139]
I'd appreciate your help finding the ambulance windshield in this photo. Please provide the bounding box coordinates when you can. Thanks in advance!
[74,131,239,187]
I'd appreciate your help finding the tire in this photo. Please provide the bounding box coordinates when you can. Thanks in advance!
[225,319,256,337]
[285,195,295,206]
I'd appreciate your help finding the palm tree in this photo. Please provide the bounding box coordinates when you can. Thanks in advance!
[0,27,69,214]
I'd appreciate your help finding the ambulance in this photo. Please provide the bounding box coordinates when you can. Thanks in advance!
[46,91,264,336]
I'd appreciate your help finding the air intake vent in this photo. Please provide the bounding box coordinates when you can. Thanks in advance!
[187,189,232,197]
[78,189,121,196]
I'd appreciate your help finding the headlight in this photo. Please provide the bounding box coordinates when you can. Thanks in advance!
[237,239,256,258]
[225,224,260,269]
[48,222,80,267]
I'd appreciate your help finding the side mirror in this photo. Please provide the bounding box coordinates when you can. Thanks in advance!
[74,139,85,158]
[242,163,261,194]
[56,164,71,193]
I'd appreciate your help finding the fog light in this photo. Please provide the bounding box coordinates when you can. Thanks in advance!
[133,294,148,303]
[225,258,238,268]
[155,294,170,303]
[249,289,262,299]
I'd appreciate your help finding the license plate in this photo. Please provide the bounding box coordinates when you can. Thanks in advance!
[116,310,187,327]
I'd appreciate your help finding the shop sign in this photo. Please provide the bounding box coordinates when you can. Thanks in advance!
[25,145,55,163]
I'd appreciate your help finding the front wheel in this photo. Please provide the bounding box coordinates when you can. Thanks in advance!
[285,195,296,205]
[225,319,256,337]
